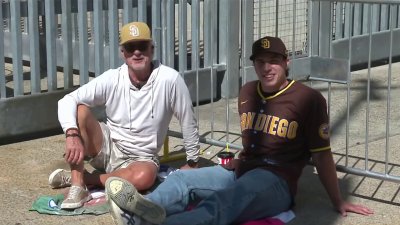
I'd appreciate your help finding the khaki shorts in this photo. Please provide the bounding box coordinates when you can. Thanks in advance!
[89,122,159,173]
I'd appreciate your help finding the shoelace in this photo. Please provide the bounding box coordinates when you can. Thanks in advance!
[66,186,83,200]
[61,173,71,186]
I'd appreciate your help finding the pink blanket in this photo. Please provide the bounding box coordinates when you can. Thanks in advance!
[241,218,284,225]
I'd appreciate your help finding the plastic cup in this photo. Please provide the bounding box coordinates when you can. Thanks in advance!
[217,151,235,165]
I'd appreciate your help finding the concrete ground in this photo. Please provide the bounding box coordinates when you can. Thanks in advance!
[1,62,400,225]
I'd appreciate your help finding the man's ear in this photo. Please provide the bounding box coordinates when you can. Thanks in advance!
[120,47,125,58]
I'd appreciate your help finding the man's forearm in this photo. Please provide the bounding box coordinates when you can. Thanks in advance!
[312,151,344,209]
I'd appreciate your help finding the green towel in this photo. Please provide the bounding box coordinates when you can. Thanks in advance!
[30,192,109,216]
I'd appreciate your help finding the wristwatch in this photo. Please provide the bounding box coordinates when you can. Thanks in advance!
[187,159,198,167]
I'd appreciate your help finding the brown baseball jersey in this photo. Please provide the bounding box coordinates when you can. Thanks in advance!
[236,80,331,195]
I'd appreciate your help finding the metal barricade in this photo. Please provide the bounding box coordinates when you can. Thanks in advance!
[0,0,236,139]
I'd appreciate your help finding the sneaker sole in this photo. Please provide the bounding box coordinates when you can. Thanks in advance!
[108,197,150,225]
[108,197,125,225]
[60,194,92,209]
[48,168,70,188]
[105,177,166,224]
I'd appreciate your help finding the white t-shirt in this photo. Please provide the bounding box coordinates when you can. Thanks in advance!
[58,60,200,161]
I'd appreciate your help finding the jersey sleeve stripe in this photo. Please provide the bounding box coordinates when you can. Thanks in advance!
[309,146,331,153]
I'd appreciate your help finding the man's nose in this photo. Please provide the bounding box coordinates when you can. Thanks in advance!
[263,62,272,69]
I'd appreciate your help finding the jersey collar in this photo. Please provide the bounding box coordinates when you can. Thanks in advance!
[257,80,295,100]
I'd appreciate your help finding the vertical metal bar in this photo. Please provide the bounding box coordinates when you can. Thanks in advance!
[152,0,161,61]
[123,0,133,24]
[385,4,395,175]
[258,0,261,37]
[372,4,380,32]
[224,0,230,145]
[191,0,200,70]
[344,2,350,38]
[335,2,343,39]
[11,0,24,96]
[78,0,89,85]
[365,3,373,171]
[396,4,400,28]
[345,2,354,167]
[0,1,6,98]
[290,0,297,78]
[275,0,279,37]
[87,5,93,45]
[192,0,200,122]
[178,0,188,73]
[166,0,175,67]
[138,0,147,22]
[210,0,218,67]
[73,12,78,41]
[108,0,119,68]
[309,1,320,55]
[353,3,362,35]
[362,3,369,34]
[210,0,218,139]
[45,0,57,91]
[219,0,240,98]
[381,4,389,31]
[161,0,167,65]
[94,0,104,77]
[204,0,211,67]
[327,2,334,118]
[220,0,240,142]
[61,0,73,88]
[241,0,254,85]
[161,0,173,67]
[319,1,331,57]
[28,0,40,94]
[329,2,334,56]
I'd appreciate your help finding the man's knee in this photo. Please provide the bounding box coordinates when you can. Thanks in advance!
[125,162,158,190]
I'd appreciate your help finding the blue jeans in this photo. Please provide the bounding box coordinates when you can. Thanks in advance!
[146,165,292,225]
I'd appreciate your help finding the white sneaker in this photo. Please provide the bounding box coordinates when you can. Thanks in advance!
[108,197,155,225]
[48,169,71,188]
[105,177,166,224]
[60,185,92,209]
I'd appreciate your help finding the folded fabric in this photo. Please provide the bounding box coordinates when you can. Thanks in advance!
[29,189,108,216]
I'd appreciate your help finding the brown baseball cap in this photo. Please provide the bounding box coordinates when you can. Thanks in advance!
[120,22,152,45]
[249,36,287,60]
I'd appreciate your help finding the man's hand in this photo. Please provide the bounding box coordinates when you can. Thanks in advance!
[337,201,374,216]
[180,160,198,170]
[64,131,85,165]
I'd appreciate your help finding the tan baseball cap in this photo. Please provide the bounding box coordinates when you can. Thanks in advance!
[120,22,152,45]
[249,36,287,60]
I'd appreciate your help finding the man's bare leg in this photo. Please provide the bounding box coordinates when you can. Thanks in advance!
[63,105,158,192]
[84,161,158,191]
[69,105,104,186]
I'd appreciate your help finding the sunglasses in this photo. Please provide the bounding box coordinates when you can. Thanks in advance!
[122,41,150,53]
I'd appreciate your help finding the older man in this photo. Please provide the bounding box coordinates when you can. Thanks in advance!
[48,22,200,209]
